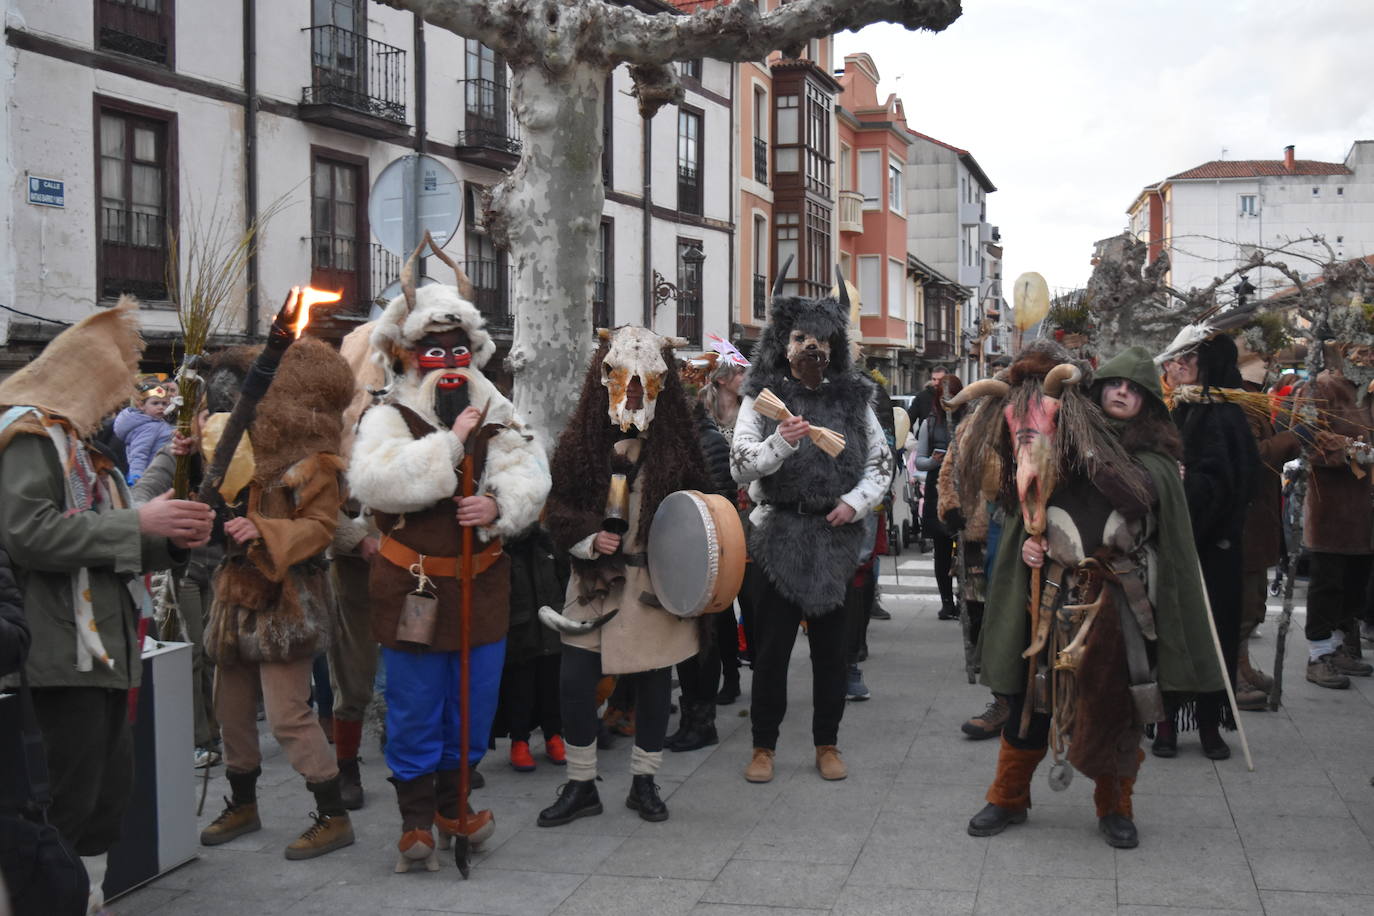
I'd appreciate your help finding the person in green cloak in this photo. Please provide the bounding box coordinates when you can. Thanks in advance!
[962,344,1224,849]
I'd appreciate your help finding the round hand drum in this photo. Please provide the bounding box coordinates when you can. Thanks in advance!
[647,490,746,618]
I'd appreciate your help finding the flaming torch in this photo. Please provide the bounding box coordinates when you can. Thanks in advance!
[196,286,340,505]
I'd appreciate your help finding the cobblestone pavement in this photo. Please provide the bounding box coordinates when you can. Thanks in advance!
[118,553,1374,916]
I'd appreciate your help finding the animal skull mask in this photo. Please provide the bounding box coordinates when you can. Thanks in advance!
[600,326,688,432]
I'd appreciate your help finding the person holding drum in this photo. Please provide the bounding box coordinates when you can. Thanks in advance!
[540,326,714,826]
[731,269,896,784]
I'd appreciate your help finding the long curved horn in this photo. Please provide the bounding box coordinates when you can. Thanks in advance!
[943,377,1010,410]
[1042,363,1083,398]
[773,254,794,298]
[400,236,425,310]
[834,263,849,310]
[422,230,475,302]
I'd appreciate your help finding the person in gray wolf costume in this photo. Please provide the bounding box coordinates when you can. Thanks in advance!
[731,269,894,784]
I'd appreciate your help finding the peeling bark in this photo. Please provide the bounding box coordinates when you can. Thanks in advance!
[379,0,962,447]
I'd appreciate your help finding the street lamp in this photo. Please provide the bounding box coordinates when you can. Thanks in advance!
[652,245,706,307]
[1233,274,1257,307]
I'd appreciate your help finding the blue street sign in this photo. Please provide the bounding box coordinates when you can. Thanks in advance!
[27,177,64,208]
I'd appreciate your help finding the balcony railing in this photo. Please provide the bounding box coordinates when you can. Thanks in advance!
[97,0,170,64]
[371,243,401,307]
[910,320,925,351]
[752,273,767,320]
[837,190,864,233]
[101,206,168,300]
[307,234,364,315]
[923,326,954,360]
[456,79,523,165]
[461,258,514,332]
[303,25,406,124]
[592,277,611,329]
[754,137,768,184]
[678,166,701,216]
[676,290,701,346]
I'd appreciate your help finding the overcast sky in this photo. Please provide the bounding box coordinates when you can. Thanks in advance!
[834,0,1374,296]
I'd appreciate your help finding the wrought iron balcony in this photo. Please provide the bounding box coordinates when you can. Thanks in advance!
[752,274,767,320]
[100,206,168,301]
[676,290,701,347]
[456,79,522,171]
[593,277,611,329]
[754,137,768,185]
[301,25,408,139]
[97,0,171,64]
[461,258,514,334]
[678,166,701,216]
[371,243,401,308]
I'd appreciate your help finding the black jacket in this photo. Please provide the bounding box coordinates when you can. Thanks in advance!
[0,546,28,679]
[694,404,735,499]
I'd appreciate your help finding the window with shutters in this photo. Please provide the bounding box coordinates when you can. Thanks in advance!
[98,103,175,302]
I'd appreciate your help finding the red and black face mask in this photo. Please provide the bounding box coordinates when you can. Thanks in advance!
[415,330,473,390]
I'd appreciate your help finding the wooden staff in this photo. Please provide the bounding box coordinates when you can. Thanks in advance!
[455,446,476,879]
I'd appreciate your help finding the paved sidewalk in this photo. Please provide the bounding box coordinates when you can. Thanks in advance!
[119,553,1374,916]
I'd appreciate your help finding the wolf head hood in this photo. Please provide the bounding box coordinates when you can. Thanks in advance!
[745,293,855,397]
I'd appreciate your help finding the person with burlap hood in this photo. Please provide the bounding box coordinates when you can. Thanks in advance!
[0,298,212,913]
[962,344,1224,849]
[197,337,359,861]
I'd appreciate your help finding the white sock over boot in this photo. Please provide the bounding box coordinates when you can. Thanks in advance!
[565,740,597,783]
[1310,635,1338,662]
[81,852,107,915]
[630,745,663,776]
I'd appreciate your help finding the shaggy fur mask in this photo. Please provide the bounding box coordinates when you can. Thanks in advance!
[745,294,853,396]
[599,326,689,432]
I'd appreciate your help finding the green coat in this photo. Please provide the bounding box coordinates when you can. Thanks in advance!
[0,432,181,690]
[978,430,1225,696]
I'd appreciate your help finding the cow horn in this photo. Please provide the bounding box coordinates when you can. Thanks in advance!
[834,263,850,310]
[664,336,690,350]
[400,236,425,311]
[596,327,613,341]
[943,377,1010,410]
[1042,363,1082,398]
[422,231,475,302]
[773,254,794,298]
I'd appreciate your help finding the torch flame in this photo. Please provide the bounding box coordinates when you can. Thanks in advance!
[290,286,342,338]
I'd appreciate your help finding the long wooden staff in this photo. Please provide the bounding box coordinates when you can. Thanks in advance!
[455,446,476,879]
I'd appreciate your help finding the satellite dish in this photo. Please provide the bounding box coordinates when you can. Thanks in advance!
[369,155,463,256]
[1013,272,1050,331]
[369,275,441,320]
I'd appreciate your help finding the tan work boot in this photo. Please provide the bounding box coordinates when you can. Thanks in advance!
[815,745,848,781]
[1307,656,1351,690]
[744,748,775,783]
[1238,652,1274,693]
[200,798,261,846]
[961,695,1010,739]
[284,811,355,860]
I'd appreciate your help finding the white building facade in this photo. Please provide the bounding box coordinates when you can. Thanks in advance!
[1127,142,1374,299]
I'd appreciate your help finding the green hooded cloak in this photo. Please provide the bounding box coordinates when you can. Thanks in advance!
[978,346,1225,696]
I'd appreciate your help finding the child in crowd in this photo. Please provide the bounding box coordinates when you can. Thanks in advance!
[113,376,174,484]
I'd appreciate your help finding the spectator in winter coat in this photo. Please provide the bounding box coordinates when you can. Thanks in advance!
[113,377,173,484]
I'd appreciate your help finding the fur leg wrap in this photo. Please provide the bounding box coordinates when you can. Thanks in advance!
[1093,748,1143,818]
[985,737,1047,811]
[630,745,663,777]
[565,740,597,782]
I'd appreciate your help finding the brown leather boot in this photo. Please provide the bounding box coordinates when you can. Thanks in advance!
[285,777,355,860]
[815,745,848,781]
[391,775,438,873]
[744,748,775,783]
[1238,647,1274,694]
[200,767,262,846]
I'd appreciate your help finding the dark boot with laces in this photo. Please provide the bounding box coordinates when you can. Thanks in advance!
[626,774,669,822]
[537,779,603,827]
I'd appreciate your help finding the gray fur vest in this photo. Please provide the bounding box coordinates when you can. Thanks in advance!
[749,373,873,616]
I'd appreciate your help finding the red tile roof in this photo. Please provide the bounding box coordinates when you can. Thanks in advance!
[1168,159,1351,180]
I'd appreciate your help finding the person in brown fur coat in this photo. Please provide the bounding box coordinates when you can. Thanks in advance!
[197,337,358,860]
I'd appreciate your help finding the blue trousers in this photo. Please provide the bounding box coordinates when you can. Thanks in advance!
[382,640,506,782]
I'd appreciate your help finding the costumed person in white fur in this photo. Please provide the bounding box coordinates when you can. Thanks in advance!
[732,266,894,784]
[538,326,713,827]
[347,237,550,872]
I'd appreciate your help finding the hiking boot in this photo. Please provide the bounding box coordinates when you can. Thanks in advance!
[1151,719,1177,758]
[961,695,1010,740]
[1308,656,1351,689]
[337,758,364,810]
[510,740,537,772]
[1098,814,1139,849]
[1239,650,1275,693]
[284,811,355,860]
[537,779,603,827]
[845,665,871,701]
[435,807,495,849]
[545,734,567,765]
[1235,684,1268,711]
[816,745,848,781]
[967,803,1026,837]
[744,748,775,783]
[200,798,261,846]
[1330,646,1373,677]
[626,774,669,822]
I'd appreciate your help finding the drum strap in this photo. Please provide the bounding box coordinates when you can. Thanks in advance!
[623,552,648,568]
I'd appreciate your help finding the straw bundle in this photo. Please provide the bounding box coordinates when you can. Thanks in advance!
[754,387,846,457]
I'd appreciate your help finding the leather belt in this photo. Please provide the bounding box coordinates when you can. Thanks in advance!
[760,500,831,516]
[379,536,503,579]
